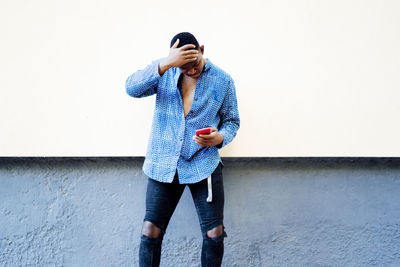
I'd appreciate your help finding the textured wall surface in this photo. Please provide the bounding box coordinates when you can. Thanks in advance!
[1,157,400,267]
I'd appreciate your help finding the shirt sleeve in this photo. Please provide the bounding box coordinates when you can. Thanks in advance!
[125,58,164,98]
[216,78,240,149]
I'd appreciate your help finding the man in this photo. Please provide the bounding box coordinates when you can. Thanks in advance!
[125,32,240,267]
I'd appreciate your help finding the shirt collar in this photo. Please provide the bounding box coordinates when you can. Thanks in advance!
[203,58,212,72]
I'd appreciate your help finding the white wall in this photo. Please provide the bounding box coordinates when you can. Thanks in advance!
[1,0,399,156]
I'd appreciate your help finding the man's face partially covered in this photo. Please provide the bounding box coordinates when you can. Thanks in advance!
[179,45,205,78]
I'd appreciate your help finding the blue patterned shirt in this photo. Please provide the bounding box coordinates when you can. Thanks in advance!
[125,57,240,184]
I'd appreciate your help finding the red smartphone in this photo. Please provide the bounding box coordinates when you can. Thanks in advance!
[196,127,212,136]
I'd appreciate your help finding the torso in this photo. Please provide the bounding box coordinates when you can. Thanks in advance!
[179,75,198,117]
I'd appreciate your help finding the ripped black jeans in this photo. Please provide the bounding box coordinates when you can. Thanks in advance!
[139,162,227,267]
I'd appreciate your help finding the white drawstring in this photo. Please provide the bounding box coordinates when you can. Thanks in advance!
[206,175,212,202]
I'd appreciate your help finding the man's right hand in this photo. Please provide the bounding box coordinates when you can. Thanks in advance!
[158,39,198,75]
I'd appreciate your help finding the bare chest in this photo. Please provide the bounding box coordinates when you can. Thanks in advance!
[180,77,197,117]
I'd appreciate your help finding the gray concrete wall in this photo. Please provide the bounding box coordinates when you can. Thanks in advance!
[1,157,400,267]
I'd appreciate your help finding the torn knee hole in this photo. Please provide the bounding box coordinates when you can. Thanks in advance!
[142,221,161,238]
[206,225,224,238]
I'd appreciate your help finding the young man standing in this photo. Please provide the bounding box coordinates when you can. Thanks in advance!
[125,32,240,267]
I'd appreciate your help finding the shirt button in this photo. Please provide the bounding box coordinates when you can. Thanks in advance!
[194,97,198,101]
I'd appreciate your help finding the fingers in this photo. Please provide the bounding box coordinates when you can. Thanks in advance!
[193,136,216,146]
[172,38,180,48]
[168,40,199,68]
[182,55,198,62]
[195,141,209,146]
[192,128,219,146]
[171,42,198,64]
[193,132,217,142]
[179,56,198,66]
[171,41,196,51]
[184,57,198,62]
[193,136,211,146]
[198,132,217,140]
[179,44,197,51]
[182,52,198,60]
[182,49,199,56]
[182,53,198,61]
[193,130,222,146]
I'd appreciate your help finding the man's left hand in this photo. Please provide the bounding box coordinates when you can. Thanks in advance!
[193,127,223,147]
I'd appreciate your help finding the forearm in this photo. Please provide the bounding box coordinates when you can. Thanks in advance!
[125,58,163,98]
[217,119,240,148]
[158,58,173,76]
[216,79,240,149]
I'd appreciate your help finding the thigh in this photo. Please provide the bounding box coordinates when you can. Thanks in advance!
[189,162,225,235]
[144,172,186,233]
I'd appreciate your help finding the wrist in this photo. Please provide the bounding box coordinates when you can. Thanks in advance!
[158,59,172,75]
[215,133,224,148]
[218,133,224,144]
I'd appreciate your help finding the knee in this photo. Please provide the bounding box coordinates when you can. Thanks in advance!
[206,225,224,239]
[142,221,161,239]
